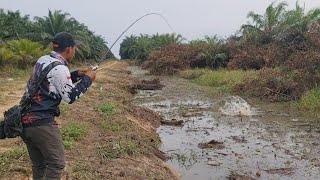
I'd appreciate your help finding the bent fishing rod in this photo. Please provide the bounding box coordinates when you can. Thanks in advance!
[90,12,174,71]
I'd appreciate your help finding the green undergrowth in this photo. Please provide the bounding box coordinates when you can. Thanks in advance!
[180,69,258,93]
[62,122,87,149]
[96,102,118,116]
[0,146,29,175]
[296,88,320,119]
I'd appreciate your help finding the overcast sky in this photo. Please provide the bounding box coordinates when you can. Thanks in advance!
[1,0,320,56]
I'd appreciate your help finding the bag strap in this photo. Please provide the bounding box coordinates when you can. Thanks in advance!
[20,61,63,109]
[37,61,63,89]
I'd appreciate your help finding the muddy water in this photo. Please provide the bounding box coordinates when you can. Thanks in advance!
[129,66,320,180]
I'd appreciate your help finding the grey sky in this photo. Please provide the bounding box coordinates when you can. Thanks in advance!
[1,0,320,56]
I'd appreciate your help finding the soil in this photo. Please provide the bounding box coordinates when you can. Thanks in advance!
[0,61,179,180]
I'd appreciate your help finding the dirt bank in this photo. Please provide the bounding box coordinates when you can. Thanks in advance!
[0,61,179,180]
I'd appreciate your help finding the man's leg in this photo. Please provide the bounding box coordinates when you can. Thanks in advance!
[39,125,65,180]
[25,143,47,180]
[22,128,47,179]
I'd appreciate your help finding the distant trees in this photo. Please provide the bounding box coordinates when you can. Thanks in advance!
[0,39,49,68]
[0,9,113,66]
[240,1,320,44]
[119,33,183,62]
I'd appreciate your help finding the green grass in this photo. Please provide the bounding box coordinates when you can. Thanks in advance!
[179,68,209,79]
[98,135,148,160]
[59,103,70,115]
[96,103,116,115]
[296,88,320,118]
[100,119,124,133]
[98,119,161,160]
[0,65,30,78]
[62,122,87,149]
[0,146,28,174]
[181,69,258,93]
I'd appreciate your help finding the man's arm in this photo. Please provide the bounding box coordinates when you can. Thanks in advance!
[70,70,80,83]
[50,65,93,104]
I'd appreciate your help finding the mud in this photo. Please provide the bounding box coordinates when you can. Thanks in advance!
[129,66,320,180]
[129,78,164,94]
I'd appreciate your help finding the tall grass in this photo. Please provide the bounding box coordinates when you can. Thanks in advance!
[297,88,320,118]
[181,69,258,93]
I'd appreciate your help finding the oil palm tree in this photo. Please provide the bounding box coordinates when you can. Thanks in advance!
[281,2,320,32]
[0,9,35,40]
[35,10,112,61]
[241,1,288,34]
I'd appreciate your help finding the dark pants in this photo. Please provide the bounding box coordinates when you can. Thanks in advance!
[22,124,65,180]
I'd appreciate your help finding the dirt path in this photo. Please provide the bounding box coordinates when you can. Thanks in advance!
[0,61,180,180]
[130,66,320,180]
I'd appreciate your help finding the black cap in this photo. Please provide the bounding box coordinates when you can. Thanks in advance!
[52,32,79,50]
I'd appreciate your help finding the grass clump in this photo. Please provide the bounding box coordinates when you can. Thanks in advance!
[297,88,320,118]
[98,137,141,160]
[100,119,124,133]
[97,103,116,115]
[62,122,86,149]
[71,161,97,179]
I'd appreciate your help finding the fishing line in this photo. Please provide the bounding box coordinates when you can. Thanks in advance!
[92,12,175,70]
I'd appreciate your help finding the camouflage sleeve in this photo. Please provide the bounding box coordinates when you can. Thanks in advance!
[49,65,92,104]
[70,70,80,83]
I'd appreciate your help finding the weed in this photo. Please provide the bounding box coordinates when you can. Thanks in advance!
[171,150,198,168]
[98,137,141,160]
[62,122,86,149]
[100,119,122,133]
[96,103,116,115]
[72,161,90,173]
[296,88,320,118]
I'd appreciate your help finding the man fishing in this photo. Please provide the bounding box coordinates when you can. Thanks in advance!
[20,32,96,180]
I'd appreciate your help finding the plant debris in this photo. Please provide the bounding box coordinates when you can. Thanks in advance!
[160,119,184,126]
[198,140,225,149]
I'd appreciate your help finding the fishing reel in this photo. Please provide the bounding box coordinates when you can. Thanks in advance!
[90,65,99,71]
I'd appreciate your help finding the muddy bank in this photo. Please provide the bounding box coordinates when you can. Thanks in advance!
[129,66,320,180]
[0,62,179,180]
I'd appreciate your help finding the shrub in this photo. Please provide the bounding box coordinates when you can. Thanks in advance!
[1,39,49,68]
[235,68,306,102]
[142,44,209,75]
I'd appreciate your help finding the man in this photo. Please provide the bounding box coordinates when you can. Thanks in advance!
[20,32,96,180]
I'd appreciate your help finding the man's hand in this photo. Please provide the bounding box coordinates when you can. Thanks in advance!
[84,70,97,81]
[78,70,88,77]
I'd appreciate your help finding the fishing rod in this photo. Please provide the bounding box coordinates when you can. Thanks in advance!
[91,12,175,71]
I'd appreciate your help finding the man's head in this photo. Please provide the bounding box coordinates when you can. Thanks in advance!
[52,32,78,63]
